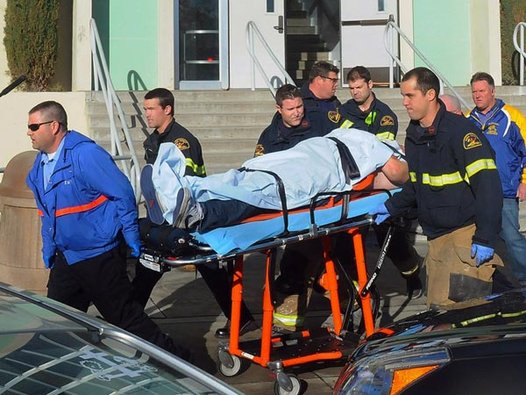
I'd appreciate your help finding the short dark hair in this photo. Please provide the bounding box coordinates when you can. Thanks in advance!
[275,84,302,106]
[29,101,68,130]
[144,88,174,116]
[402,67,440,99]
[346,66,371,83]
[470,72,495,88]
[309,61,339,82]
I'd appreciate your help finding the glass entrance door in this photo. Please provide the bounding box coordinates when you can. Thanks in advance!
[176,0,228,89]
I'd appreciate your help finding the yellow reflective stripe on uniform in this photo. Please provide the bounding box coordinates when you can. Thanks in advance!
[365,111,377,126]
[465,158,496,178]
[412,159,496,187]
[376,131,395,141]
[340,119,354,129]
[421,171,464,186]
[273,312,305,327]
[185,158,206,176]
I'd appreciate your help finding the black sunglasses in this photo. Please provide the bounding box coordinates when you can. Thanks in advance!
[27,120,54,131]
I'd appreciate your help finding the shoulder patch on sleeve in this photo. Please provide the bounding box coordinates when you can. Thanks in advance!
[174,137,190,150]
[254,144,265,157]
[463,132,482,150]
[380,115,395,126]
[327,110,341,123]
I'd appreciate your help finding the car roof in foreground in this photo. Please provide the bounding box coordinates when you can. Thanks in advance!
[0,283,242,395]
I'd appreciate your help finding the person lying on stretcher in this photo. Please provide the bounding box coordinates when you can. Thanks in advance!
[141,128,409,232]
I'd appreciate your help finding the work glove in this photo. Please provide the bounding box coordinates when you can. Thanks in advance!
[470,243,494,267]
[369,202,391,225]
[129,241,143,258]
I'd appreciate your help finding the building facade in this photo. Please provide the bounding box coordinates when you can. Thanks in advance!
[0,0,503,92]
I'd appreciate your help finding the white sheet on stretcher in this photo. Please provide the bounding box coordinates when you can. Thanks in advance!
[192,190,399,255]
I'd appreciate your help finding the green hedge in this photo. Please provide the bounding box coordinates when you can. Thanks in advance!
[501,0,526,85]
[3,0,60,91]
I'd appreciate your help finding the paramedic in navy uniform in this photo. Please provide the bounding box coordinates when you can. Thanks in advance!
[132,87,205,307]
[339,65,423,298]
[371,67,504,307]
[135,88,257,338]
[25,100,191,361]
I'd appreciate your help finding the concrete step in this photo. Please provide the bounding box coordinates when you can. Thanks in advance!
[163,113,273,128]
[288,52,330,61]
[294,69,309,81]
[87,100,276,116]
[91,124,267,143]
[88,86,526,179]
[296,59,322,71]
[287,26,317,34]
[88,89,275,104]
[89,113,274,129]
[286,18,311,27]
[286,10,308,19]
[202,151,252,174]
[191,125,267,140]
[87,108,275,130]
[288,42,329,52]
[200,137,258,154]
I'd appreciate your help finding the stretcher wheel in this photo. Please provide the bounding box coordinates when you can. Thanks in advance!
[217,352,243,377]
[274,374,303,395]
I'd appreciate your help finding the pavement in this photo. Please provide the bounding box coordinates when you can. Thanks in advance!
[125,226,430,395]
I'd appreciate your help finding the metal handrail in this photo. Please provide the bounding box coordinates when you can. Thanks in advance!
[89,18,141,203]
[246,21,296,96]
[384,15,470,110]
[513,22,526,86]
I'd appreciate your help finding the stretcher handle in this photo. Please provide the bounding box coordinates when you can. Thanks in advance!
[308,188,393,229]
[239,167,289,234]
[361,224,394,297]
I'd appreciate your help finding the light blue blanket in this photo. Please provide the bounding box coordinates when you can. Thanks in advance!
[151,129,399,224]
[193,190,397,255]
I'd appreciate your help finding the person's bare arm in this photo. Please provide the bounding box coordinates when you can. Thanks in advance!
[375,155,409,189]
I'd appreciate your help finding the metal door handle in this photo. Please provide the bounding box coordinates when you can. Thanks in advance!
[273,15,284,33]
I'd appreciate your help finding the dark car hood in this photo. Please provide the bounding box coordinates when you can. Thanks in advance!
[356,290,526,358]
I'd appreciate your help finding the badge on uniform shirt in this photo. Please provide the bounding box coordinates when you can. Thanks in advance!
[254,144,265,157]
[463,132,483,150]
[486,124,498,135]
[174,138,190,150]
[380,115,394,126]
[327,110,341,123]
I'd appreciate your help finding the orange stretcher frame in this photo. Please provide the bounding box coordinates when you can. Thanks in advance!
[144,182,391,392]
[225,225,376,369]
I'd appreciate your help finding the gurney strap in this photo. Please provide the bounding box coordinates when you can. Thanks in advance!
[238,167,289,234]
[327,137,361,183]
[327,137,362,221]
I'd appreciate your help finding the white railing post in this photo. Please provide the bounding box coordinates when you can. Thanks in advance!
[513,22,526,86]
[89,18,142,204]
[245,21,296,97]
[248,26,255,91]
[522,24,525,86]
[383,18,470,111]
[387,24,394,88]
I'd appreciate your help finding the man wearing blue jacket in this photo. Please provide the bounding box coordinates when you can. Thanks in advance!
[26,101,191,361]
[468,72,526,287]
